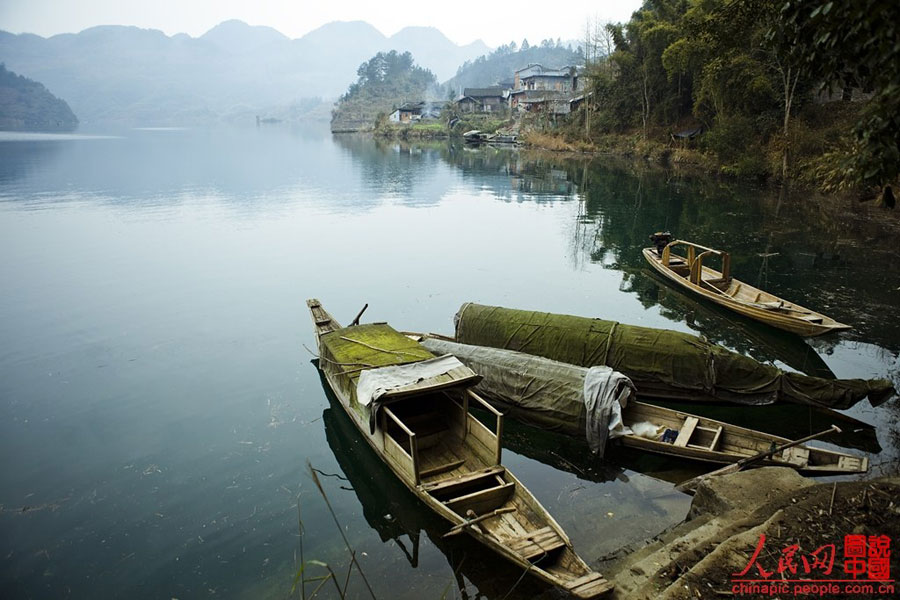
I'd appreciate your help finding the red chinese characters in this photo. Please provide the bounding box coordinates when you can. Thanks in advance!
[733,534,891,581]
[866,535,891,581]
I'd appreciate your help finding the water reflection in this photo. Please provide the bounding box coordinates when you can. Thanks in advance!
[332,135,457,207]
[1,129,895,600]
[407,142,900,374]
[637,268,836,379]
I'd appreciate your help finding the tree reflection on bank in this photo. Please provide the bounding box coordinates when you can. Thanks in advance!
[400,140,900,361]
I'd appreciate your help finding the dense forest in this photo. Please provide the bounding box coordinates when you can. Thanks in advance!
[445,39,581,93]
[331,50,438,132]
[0,63,78,131]
[566,0,898,199]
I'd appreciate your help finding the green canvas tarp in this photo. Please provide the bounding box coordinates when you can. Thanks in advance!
[421,336,589,435]
[454,303,895,410]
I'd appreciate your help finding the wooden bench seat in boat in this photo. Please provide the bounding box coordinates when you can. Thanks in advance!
[837,455,865,471]
[673,416,723,451]
[703,276,731,286]
[798,315,824,323]
[565,572,613,597]
[508,526,566,561]
[781,446,810,466]
[424,466,515,515]
[419,459,466,479]
[423,466,505,493]
[445,482,515,515]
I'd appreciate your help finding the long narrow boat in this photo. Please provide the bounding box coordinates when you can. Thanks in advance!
[620,401,866,473]
[417,336,869,475]
[306,299,612,599]
[642,239,851,337]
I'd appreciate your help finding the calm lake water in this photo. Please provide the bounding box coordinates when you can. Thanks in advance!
[1,126,898,599]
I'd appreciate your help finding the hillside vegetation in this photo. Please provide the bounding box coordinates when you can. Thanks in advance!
[549,0,898,199]
[0,63,78,131]
[445,40,581,91]
[331,51,437,133]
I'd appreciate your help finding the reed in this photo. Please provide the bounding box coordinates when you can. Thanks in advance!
[290,462,377,599]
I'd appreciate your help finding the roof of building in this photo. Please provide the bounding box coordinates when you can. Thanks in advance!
[395,101,425,112]
[515,63,577,79]
[463,87,506,98]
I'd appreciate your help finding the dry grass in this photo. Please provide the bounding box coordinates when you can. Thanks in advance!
[520,131,578,152]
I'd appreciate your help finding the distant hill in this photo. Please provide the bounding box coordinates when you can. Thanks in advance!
[445,43,582,93]
[0,63,78,131]
[0,20,490,126]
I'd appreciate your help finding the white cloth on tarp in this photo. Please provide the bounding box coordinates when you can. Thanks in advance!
[584,365,636,455]
[356,354,466,407]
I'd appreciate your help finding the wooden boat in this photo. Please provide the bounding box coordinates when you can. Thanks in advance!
[642,240,851,337]
[620,401,867,474]
[307,299,612,599]
[415,335,869,475]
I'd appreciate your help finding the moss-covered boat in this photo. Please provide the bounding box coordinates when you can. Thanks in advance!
[453,303,894,410]
[642,240,851,337]
[419,337,869,475]
[307,299,612,599]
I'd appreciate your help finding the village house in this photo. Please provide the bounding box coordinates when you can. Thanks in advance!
[513,64,579,93]
[388,101,443,123]
[508,64,583,114]
[455,87,507,113]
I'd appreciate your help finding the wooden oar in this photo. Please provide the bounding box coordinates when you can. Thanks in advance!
[676,425,841,494]
[443,507,516,538]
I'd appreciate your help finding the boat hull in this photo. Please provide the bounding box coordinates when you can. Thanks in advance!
[642,247,851,337]
[307,299,612,598]
[418,336,869,476]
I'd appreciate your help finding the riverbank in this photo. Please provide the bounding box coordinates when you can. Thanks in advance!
[518,100,897,206]
[373,113,513,140]
[604,467,900,599]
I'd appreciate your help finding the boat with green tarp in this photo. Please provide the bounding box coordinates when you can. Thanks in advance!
[451,303,894,410]
[418,337,869,475]
[307,299,613,599]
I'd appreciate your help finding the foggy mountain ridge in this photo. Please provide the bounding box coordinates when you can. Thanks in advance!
[0,20,491,126]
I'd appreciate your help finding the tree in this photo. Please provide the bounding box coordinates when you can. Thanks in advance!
[662,0,802,179]
[521,39,530,51]
[780,0,900,193]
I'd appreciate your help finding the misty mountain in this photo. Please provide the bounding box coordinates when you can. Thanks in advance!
[0,63,78,131]
[0,20,490,126]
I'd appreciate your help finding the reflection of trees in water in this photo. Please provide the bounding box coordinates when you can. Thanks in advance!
[582,165,900,352]
[339,136,900,355]
[332,135,450,206]
[442,146,579,201]
[440,145,900,354]
[0,141,64,184]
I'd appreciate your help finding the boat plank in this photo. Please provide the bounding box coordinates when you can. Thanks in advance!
[674,417,698,447]
[509,526,566,560]
[423,466,505,492]
[445,482,515,515]
[419,459,466,479]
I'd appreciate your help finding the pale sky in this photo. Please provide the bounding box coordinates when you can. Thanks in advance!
[0,0,644,47]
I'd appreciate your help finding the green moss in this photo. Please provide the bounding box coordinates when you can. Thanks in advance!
[320,324,433,369]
